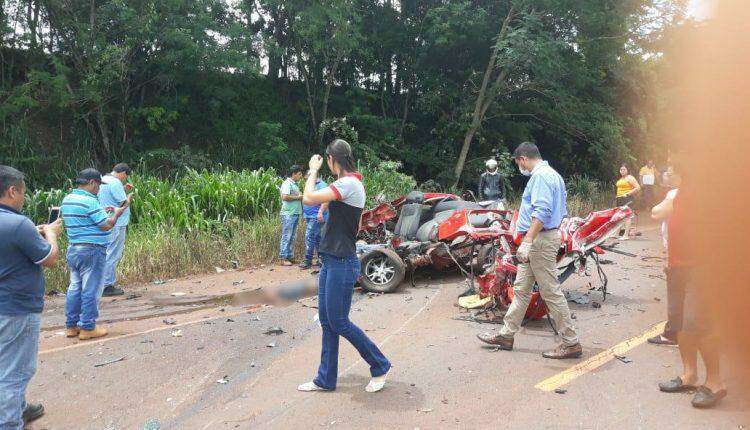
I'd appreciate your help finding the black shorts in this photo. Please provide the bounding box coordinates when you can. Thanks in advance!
[667,266,712,336]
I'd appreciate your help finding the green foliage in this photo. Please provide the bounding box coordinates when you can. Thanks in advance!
[359,161,417,206]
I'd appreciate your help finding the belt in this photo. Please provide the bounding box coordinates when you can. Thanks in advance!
[519,228,558,234]
[541,227,559,232]
[70,243,106,248]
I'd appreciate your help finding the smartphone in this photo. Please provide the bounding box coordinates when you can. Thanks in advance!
[48,206,60,224]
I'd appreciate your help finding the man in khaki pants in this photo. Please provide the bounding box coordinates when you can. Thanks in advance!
[478,142,582,359]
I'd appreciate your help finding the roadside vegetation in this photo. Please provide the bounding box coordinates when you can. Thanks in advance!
[26,164,606,292]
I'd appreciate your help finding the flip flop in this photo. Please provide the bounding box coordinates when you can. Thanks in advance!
[692,386,727,408]
[648,334,677,346]
[659,377,697,393]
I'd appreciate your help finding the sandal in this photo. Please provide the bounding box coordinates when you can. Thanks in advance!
[659,377,697,393]
[692,386,727,408]
[648,334,677,346]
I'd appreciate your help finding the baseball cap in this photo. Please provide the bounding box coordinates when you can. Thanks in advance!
[74,168,103,185]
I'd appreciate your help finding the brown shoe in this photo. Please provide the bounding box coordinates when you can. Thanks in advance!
[280,259,293,267]
[542,343,582,359]
[79,326,108,340]
[476,332,513,350]
[65,327,80,338]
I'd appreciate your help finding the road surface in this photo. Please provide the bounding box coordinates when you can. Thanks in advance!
[27,225,747,429]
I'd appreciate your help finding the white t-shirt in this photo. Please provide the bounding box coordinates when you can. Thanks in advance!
[661,188,679,249]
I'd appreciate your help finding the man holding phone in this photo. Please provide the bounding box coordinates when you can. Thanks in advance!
[0,165,62,429]
[61,169,128,341]
[98,163,134,297]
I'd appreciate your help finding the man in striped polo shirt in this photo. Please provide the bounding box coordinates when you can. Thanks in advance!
[60,169,128,340]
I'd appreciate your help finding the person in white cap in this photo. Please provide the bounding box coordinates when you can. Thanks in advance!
[478,158,505,202]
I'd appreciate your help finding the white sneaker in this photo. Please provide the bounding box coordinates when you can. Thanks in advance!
[365,371,389,393]
[297,381,326,392]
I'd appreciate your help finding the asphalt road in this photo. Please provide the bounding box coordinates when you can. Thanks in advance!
[27,225,748,429]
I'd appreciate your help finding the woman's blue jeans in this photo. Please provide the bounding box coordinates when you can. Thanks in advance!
[314,253,391,390]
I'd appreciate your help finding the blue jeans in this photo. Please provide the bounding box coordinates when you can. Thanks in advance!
[103,226,127,287]
[314,253,391,390]
[0,313,41,430]
[304,218,323,263]
[65,245,106,330]
[279,214,300,260]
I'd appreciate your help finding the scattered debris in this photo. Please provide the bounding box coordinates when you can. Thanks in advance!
[654,297,661,302]
[266,342,277,348]
[226,318,235,322]
[641,256,665,263]
[232,280,245,286]
[215,267,226,273]
[142,418,161,430]
[599,259,614,265]
[367,292,383,298]
[94,356,126,368]
[441,399,449,404]
[152,280,165,285]
[311,270,320,275]
[571,313,577,320]
[216,377,229,384]
[417,408,433,413]
[231,260,240,269]
[126,293,142,300]
[197,346,205,351]
[405,296,414,302]
[614,354,632,364]
[170,292,186,297]
[554,388,567,394]
[565,291,590,305]
[250,361,256,368]
[171,329,183,337]
[591,302,602,309]
[163,318,177,325]
[264,327,285,336]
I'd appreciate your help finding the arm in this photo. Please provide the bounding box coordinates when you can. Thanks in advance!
[302,155,338,206]
[17,218,61,269]
[523,218,545,243]
[478,174,485,200]
[281,180,303,202]
[652,191,676,220]
[626,176,641,195]
[317,202,329,221]
[527,177,554,239]
[92,204,127,232]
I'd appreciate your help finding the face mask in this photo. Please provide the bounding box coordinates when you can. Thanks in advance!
[518,166,531,176]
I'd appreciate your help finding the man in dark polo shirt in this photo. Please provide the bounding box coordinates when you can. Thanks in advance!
[0,165,61,429]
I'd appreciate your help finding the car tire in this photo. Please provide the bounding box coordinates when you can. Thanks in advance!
[359,249,406,293]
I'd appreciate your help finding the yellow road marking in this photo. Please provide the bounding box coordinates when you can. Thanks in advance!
[535,321,666,392]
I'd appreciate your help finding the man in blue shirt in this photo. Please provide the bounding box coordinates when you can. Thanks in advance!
[0,165,62,429]
[98,163,134,297]
[300,170,328,269]
[478,142,581,359]
[61,169,128,341]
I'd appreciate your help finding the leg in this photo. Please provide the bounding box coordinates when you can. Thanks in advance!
[325,256,391,378]
[103,226,126,289]
[698,335,723,391]
[279,215,292,260]
[663,268,684,341]
[313,257,341,390]
[531,231,579,346]
[304,219,317,263]
[311,221,322,261]
[0,314,41,430]
[78,248,107,330]
[288,215,300,259]
[497,261,536,339]
[677,332,699,385]
[64,250,83,329]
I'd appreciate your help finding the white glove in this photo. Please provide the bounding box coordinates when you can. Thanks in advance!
[516,241,532,263]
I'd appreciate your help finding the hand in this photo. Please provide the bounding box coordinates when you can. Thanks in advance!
[44,219,63,238]
[124,183,134,192]
[317,212,324,222]
[309,154,324,172]
[127,193,135,203]
[516,240,532,263]
[36,224,46,236]
[104,205,116,213]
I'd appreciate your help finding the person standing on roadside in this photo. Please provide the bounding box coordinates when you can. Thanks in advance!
[0,165,62,429]
[477,142,582,359]
[300,170,328,270]
[98,163,135,297]
[478,158,505,202]
[279,165,304,266]
[615,164,641,240]
[297,139,391,393]
[648,187,680,346]
[655,174,725,408]
[639,160,658,208]
[61,169,127,341]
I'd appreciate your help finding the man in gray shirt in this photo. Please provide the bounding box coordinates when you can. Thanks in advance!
[0,165,61,429]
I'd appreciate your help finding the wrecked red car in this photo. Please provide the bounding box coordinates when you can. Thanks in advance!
[475,206,634,325]
[356,191,507,293]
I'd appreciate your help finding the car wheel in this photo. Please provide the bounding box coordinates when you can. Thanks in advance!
[360,249,406,293]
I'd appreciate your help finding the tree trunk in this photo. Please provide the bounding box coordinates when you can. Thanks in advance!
[398,87,411,142]
[95,107,111,157]
[453,6,515,186]
[316,57,342,147]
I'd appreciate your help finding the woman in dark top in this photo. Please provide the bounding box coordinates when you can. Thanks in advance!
[298,139,391,393]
